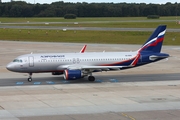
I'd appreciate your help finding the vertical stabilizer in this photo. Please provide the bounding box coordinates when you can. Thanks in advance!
[138,25,166,53]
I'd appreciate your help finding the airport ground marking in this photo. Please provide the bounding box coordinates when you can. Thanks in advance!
[109,78,118,83]
[16,82,24,85]
[34,82,41,85]
[62,80,69,84]
[46,81,55,84]
[121,113,136,120]
[95,79,102,83]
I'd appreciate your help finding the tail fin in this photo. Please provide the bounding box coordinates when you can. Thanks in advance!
[138,25,166,53]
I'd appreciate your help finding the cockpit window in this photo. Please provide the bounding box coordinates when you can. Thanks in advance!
[13,59,18,62]
[13,59,23,62]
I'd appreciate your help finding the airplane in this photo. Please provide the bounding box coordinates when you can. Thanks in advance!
[6,25,169,82]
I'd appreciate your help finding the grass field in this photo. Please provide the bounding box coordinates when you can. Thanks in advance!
[0,17,180,45]
[0,16,179,22]
[1,28,179,45]
[1,16,180,28]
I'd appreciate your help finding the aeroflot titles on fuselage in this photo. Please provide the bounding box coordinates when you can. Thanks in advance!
[40,54,132,58]
[40,55,65,58]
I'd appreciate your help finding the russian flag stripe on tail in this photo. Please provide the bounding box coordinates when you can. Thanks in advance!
[138,25,166,53]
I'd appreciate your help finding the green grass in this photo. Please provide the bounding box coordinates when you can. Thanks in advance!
[1,16,180,28]
[3,21,178,28]
[0,16,178,22]
[1,17,149,22]
[1,29,179,45]
[0,17,180,45]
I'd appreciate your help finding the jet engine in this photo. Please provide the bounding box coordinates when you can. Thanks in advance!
[63,69,82,80]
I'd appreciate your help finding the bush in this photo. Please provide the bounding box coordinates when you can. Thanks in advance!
[64,14,77,19]
[147,15,160,19]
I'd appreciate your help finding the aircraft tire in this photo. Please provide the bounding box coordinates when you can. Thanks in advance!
[28,77,32,82]
[88,76,95,81]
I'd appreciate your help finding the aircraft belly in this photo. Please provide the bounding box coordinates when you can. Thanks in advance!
[20,62,59,73]
[35,63,58,72]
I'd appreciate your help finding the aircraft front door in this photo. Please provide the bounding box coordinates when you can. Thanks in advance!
[29,56,34,67]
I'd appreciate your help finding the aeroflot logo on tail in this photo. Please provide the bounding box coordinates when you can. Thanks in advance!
[40,55,65,58]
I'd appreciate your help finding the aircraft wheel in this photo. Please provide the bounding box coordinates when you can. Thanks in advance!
[88,76,95,81]
[28,77,32,82]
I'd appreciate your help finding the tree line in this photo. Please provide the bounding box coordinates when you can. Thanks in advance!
[0,1,180,17]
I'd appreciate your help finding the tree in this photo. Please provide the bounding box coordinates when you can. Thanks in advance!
[9,4,23,17]
[0,1,179,17]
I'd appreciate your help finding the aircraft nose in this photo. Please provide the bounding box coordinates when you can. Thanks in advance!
[6,63,15,71]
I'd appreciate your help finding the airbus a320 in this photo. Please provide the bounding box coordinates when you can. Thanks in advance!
[6,25,169,82]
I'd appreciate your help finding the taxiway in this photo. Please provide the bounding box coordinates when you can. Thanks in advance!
[0,41,180,120]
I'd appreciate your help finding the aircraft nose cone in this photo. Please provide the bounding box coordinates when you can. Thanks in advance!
[6,63,15,71]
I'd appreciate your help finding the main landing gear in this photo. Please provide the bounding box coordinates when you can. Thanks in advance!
[28,73,32,82]
[88,76,95,81]
[26,73,95,82]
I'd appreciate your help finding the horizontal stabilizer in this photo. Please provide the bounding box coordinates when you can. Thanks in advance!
[149,55,169,61]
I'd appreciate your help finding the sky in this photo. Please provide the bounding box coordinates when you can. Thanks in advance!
[1,0,180,4]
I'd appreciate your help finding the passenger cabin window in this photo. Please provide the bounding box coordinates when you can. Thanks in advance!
[13,59,22,63]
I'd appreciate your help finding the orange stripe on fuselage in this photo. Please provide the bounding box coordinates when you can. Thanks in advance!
[99,55,137,66]
[130,53,140,66]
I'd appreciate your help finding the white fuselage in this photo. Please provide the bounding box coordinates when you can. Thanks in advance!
[7,51,138,73]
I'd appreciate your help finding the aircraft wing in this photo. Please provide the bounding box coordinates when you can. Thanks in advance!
[58,65,132,71]
[82,65,123,69]
[82,65,134,71]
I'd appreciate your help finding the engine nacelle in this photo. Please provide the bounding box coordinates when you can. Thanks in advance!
[52,72,63,75]
[64,69,82,80]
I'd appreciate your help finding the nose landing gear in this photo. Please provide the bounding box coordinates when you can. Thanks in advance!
[28,73,32,82]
